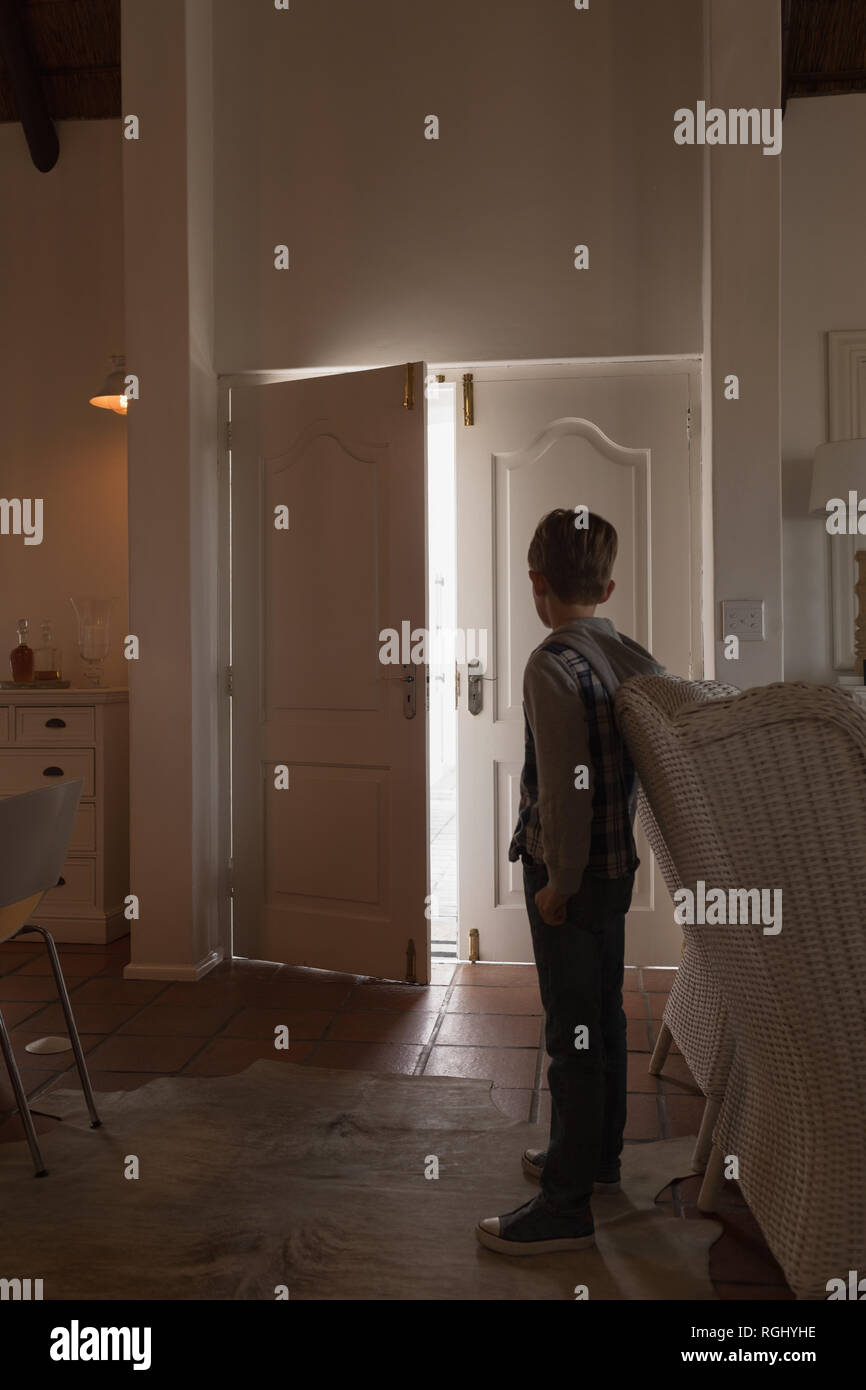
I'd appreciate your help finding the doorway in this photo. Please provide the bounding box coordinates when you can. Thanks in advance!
[426,377,459,960]
[426,357,703,967]
[224,356,704,980]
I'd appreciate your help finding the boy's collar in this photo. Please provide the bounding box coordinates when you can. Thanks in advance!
[549,617,617,635]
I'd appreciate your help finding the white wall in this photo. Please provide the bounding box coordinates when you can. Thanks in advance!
[0,121,127,687]
[116,0,784,976]
[213,0,783,690]
[781,95,866,683]
[122,0,222,978]
[706,0,782,688]
[213,0,704,370]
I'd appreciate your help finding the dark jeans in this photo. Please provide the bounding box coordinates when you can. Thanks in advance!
[523,859,634,1215]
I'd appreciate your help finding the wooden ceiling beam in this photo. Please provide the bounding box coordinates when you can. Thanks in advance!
[781,0,795,115]
[39,63,120,78]
[0,0,58,170]
[789,69,866,82]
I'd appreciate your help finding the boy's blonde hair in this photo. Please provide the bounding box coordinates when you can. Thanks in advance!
[527,508,618,604]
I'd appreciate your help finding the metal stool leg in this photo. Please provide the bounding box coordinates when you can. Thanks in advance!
[0,1005,47,1176]
[17,926,101,1129]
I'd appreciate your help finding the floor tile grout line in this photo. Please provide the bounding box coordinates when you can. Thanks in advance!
[173,996,257,1074]
[298,975,375,1066]
[169,969,372,1072]
[413,965,459,1076]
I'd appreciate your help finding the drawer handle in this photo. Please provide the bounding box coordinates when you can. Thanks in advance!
[56,876,66,887]
[42,766,64,777]
[45,717,66,729]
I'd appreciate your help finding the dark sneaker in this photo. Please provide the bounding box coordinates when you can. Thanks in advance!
[522,1147,621,1193]
[476,1193,595,1256]
[522,1148,547,1180]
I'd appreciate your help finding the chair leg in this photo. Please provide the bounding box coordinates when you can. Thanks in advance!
[648,1020,672,1075]
[0,1005,48,1176]
[697,1142,725,1212]
[17,926,101,1129]
[691,1096,721,1173]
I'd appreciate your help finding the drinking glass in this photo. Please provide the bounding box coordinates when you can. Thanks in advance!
[70,598,114,687]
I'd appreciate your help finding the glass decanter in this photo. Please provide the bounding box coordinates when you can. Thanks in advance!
[34,619,61,681]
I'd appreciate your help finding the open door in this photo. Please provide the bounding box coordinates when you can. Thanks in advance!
[455,363,699,967]
[230,364,430,983]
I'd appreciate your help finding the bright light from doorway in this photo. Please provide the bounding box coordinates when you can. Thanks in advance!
[427,379,458,959]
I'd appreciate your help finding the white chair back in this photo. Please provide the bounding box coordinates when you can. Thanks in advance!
[0,781,83,931]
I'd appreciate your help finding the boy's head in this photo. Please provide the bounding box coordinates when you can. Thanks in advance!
[527,508,617,627]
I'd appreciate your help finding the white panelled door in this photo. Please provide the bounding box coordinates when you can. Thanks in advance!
[455,364,698,967]
[230,365,430,983]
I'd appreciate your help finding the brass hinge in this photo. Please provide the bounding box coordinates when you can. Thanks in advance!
[686,405,691,443]
[454,664,461,709]
[403,363,415,410]
[225,665,233,696]
[468,926,480,963]
[405,937,416,983]
[463,372,474,426]
[226,420,233,449]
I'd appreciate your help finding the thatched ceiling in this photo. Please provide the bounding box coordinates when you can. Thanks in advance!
[783,0,866,104]
[0,0,863,131]
[0,0,119,123]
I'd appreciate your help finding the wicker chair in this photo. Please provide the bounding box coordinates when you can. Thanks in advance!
[618,676,741,1171]
[618,677,866,1300]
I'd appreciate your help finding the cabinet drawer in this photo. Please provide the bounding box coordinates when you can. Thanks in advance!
[0,707,8,743]
[0,750,94,797]
[69,802,96,852]
[16,706,94,745]
[38,858,96,913]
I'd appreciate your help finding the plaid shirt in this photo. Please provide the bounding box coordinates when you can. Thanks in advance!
[508,640,639,881]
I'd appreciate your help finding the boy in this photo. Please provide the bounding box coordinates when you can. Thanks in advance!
[476,508,663,1255]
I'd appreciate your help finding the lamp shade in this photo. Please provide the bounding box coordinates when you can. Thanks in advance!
[89,354,128,414]
[809,438,866,516]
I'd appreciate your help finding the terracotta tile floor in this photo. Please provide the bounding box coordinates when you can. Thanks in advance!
[0,938,793,1299]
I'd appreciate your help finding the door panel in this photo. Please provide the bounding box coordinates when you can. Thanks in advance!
[495,421,648,721]
[231,364,429,982]
[456,365,698,966]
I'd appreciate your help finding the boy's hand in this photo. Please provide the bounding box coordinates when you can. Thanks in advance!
[535,885,568,926]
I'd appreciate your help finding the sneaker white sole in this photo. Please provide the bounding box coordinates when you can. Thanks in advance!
[521,1151,621,1193]
[475,1222,596,1256]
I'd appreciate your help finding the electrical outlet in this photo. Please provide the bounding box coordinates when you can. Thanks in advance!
[721,600,765,641]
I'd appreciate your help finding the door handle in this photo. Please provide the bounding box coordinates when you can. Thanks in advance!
[399,664,416,720]
[466,659,496,715]
[468,659,483,715]
[383,663,418,718]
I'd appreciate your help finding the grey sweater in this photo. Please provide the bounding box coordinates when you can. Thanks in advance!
[519,617,664,894]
